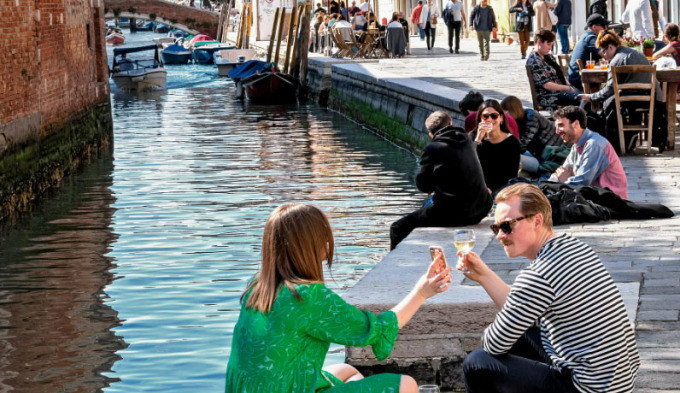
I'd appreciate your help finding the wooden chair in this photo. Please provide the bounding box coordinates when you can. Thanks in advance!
[526,65,544,111]
[576,58,584,71]
[612,65,657,154]
[330,29,352,58]
[557,54,570,75]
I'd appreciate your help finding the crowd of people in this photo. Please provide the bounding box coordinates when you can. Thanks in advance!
[220,3,680,393]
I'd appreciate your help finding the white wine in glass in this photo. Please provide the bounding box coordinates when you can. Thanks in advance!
[418,385,440,393]
[454,229,475,254]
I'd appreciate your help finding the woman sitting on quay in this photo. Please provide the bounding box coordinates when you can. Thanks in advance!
[652,23,680,66]
[501,95,567,175]
[526,29,581,111]
[226,203,453,393]
[474,100,521,193]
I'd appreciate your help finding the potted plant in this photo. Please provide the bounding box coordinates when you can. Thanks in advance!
[623,36,639,48]
[642,38,655,57]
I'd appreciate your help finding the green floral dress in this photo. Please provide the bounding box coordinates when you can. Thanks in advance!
[225,283,401,393]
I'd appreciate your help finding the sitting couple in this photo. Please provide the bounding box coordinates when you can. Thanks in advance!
[226,183,640,392]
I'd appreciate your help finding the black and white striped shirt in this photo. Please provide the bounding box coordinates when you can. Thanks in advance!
[483,233,640,393]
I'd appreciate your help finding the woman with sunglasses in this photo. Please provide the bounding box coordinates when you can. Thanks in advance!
[458,183,639,393]
[474,100,521,193]
[226,203,453,393]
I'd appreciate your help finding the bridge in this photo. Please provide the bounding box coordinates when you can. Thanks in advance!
[104,0,220,37]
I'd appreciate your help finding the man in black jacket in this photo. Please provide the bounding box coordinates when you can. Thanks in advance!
[390,111,493,249]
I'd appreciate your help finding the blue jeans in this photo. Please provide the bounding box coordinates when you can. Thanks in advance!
[417,25,425,40]
[556,24,570,54]
[463,327,578,393]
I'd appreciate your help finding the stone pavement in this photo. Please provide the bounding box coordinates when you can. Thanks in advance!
[329,34,680,392]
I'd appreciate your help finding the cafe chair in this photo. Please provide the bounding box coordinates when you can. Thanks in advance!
[525,65,553,118]
[612,65,657,154]
[331,29,353,58]
[385,26,406,58]
[557,54,570,75]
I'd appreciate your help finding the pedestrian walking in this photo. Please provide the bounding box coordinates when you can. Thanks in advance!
[553,0,571,54]
[470,0,497,61]
[443,0,466,54]
[411,1,425,40]
[420,0,440,51]
[509,0,534,59]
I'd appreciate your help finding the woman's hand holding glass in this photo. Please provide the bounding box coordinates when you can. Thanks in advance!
[475,121,493,143]
[416,255,452,299]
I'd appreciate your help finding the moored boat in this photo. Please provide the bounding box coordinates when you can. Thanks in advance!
[106,28,125,45]
[154,23,171,33]
[228,60,298,103]
[111,45,167,91]
[161,44,192,65]
[192,43,236,64]
[214,49,258,76]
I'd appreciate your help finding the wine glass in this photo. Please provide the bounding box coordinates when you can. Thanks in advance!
[454,229,475,274]
[418,385,440,393]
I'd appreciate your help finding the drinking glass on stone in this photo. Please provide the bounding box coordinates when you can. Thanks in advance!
[418,385,440,393]
[454,229,475,274]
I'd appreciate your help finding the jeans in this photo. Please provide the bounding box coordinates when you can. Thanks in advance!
[518,25,530,56]
[476,30,490,58]
[447,21,462,51]
[520,151,540,173]
[417,24,425,40]
[424,22,436,49]
[554,90,581,107]
[556,24,570,54]
[463,327,578,393]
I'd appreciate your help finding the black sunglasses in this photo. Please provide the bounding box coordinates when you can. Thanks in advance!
[490,215,532,235]
[481,113,500,120]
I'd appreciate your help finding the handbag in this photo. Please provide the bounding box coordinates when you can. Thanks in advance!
[547,8,558,25]
[432,15,437,24]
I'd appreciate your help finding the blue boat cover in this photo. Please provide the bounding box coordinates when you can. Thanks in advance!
[227,60,273,80]
[162,44,190,54]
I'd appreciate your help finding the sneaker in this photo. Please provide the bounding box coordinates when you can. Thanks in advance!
[449,48,453,53]
[521,54,526,59]
[480,56,484,61]
[455,49,459,54]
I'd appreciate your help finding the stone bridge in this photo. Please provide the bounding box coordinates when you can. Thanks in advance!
[104,0,219,37]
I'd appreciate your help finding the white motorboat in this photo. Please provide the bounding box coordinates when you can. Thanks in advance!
[214,49,258,76]
[111,45,167,90]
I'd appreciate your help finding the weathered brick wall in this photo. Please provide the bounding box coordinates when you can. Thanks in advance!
[104,0,219,37]
[0,0,112,221]
[1,0,109,136]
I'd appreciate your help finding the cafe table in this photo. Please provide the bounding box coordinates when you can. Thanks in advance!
[580,67,680,150]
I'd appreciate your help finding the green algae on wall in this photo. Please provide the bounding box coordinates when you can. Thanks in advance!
[0,103,113,222]
[328,88,428,153]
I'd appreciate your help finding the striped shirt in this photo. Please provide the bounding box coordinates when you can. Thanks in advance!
[482,233,640,393]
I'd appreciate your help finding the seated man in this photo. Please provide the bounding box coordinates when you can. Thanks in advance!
[526,29,581,111]
[390,111,492,249]
[548,106,628,199]
[578,29,664,154]
[460,183,639,393]
[567,13,609,91]
[333,15,354,42]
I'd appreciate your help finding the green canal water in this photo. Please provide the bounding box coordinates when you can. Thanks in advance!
[0,30,423,392]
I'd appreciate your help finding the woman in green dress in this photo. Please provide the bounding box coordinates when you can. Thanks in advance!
[226,203,453,393]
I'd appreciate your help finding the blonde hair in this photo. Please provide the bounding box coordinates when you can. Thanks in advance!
[495,183,553,228]
[596,29,621,49]
[244,204,334,313]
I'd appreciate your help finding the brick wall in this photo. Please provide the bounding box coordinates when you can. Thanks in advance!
[0,0,109,136]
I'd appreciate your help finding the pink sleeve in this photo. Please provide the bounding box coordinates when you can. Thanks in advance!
[505,114,520,139]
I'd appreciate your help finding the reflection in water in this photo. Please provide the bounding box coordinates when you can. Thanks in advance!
[0,153,125,393]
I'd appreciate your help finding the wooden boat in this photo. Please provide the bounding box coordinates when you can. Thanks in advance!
[214,49,258,76]
[106,28,125,45]
[242,71,298,103]
[111,45,167,90]
[161,44,192,64]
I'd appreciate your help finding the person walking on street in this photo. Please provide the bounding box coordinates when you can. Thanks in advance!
[553,0,572,54]
[509,0,534,59]
[459,183,639,393]
[589,0,607,19]
[443,0,466,54]
[411,1,425,40]
[533,0,555,32]
[420,0,440,51]
[470,0,497,61]
[621,0,655,39]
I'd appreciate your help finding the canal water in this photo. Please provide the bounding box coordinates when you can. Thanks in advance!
[0,30,423,392]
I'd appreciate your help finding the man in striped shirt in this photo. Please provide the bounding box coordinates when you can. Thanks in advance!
[458,183,639,393]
